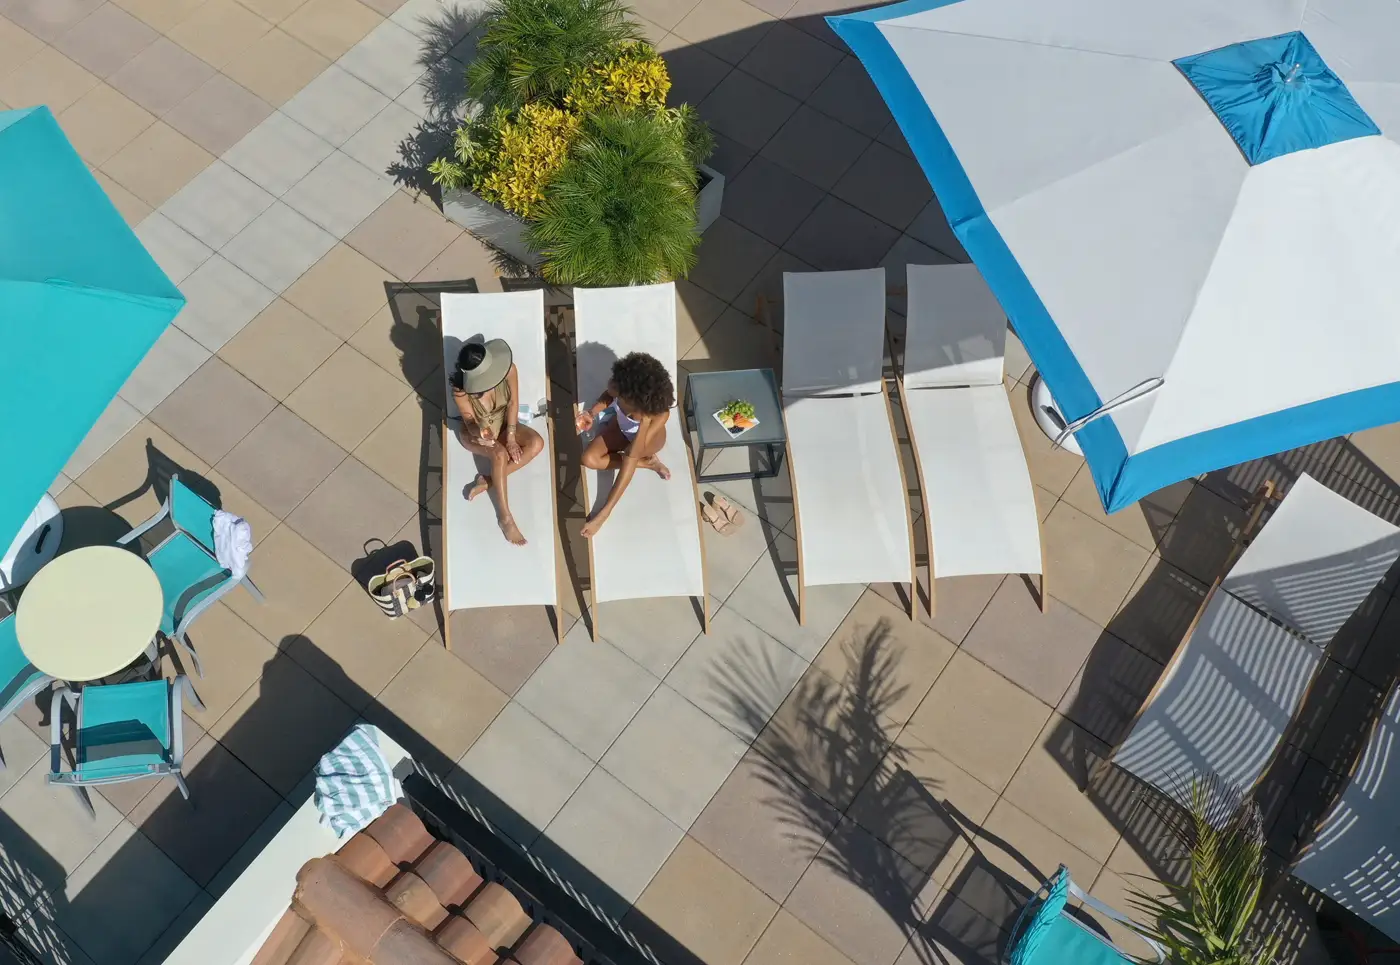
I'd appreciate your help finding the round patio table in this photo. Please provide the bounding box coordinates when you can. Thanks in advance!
[16,545,163,681]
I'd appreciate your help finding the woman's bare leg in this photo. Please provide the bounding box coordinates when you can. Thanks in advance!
[581,421,668,478]
[457,425,545,545]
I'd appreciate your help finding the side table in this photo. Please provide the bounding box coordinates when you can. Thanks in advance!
[682,368,786,482]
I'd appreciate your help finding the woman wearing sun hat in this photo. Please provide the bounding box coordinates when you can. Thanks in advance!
[450,338,543,546]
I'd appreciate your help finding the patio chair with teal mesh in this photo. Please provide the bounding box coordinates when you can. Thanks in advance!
[119,474,264,678]
[47,676,202,815]
[0,614,52,769]
[1005,865,1165,965]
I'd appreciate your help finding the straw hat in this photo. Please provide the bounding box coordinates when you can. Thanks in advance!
[457,338,512,394]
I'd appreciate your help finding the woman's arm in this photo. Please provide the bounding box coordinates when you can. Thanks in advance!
[503,365,523,462]
[592,412,657,520]
[576,381,618,432]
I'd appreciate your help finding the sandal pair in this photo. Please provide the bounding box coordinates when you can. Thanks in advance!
[701,493,745,536]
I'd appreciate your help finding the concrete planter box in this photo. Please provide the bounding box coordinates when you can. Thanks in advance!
[696,163,723,234]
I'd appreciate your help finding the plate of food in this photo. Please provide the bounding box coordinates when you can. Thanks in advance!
[713,399,760,438]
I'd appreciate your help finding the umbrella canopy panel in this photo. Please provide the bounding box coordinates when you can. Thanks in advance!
[829,0,1400,511]
[0,106,184,551]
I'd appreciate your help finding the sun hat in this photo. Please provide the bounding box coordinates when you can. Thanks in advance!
[457,338,512,394]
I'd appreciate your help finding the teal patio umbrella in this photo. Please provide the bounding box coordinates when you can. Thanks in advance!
[0,105,184,551]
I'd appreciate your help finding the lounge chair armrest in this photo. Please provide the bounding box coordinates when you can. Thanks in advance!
[1068,880,1167,963]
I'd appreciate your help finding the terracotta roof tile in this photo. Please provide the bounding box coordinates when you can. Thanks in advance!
[414,841,483,910]
[336,834,398,888]
[296,858,403,956]
[434,917,498,965]
[251,909,313,965]
[511,925,582,965]
[367,920,460,965]
[385,872,449,932]
[463,884,531,950]
[363,805,435,868]
[287,926,343,965]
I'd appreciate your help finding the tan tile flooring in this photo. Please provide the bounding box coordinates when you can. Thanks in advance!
[0,2,1393,964]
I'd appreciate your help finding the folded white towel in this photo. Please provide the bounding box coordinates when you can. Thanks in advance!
[213,510,253,582]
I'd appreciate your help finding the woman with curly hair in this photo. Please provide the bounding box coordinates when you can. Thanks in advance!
[575,351,674,538]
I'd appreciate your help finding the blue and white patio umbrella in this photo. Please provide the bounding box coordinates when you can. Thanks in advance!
[828,0,1400,512]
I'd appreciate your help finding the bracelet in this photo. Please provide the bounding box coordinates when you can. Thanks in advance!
[506,424,517,434]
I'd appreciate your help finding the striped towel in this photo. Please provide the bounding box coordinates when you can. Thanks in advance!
[314,723,397,838]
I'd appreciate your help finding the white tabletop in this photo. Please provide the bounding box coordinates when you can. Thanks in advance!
[16,545,163,681]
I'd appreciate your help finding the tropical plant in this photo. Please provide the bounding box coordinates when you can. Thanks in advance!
[467,0,642,111]
[662,102,714,170]
[525,110,700,286]
[429,103,582,217]
[564,42,670,114]
[1126,777,1281,965]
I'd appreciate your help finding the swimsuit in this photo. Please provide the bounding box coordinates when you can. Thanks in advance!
[462,379,512,438]
[604,400,640,441]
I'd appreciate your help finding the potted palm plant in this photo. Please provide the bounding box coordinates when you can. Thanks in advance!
[1127,777,1281,965]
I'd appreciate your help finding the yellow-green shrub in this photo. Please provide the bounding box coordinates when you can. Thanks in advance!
[564,43,671,115]
[468,103,582,217]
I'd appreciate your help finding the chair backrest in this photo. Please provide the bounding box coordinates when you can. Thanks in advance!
[170,475,218,557]
[573,283,679,410]
[904,263,1008,389]
[1007,866,1154,965]
[781,269,887,396]
[441,289,548,414]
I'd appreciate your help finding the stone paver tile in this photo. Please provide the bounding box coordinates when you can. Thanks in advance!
[63,396,143,479]
[849,735,996,888]
[283,63,389,146]
[1057,632,1163,747]
[286,242,397,338]
[223,200,338,292]
[0,12,44,65]
[681,306,781,376]
[1346,422,1400,496]
[690,748,837,903]
[347,192,462,280]
[702,505,779,603]
[151,357,277,465]
[54,4,157,79]
[239,0,312,22]
[169,603,278,729]
[225,27,331,107]
[133,891,214,965]
[747,910,856,965]
[294,581,430,707]
[210,652,358,796]
[109,38,216,116]
[217,405,347,518]
[338,18,422,98]
[130,734,282,887]
[353,394,441,501]
[583,596,704,679]
[807,55,891,137]
[674,279,726,357]
[1042,499,1150,626]
[286,454,417,570]
[0,44,98,113]
[516,623,657,761]
[112,0,206,32]
[786,817,928,965]
[165,74,275,156]
[815,590,955,728]
[721,155,824,247]
[869,572,1004,645]
[832,142,932,232]
[537,768,684,911]
[285,148,399,237]
[665,605,807,743]
[444,605,568,696]
[162,160,276,251]
[906,651,1051,792]
[659,36,731,109]
[897,890,1006,965]
[673,0,774,65]
[0,757,120,907]
[225,523,350,644]
[878,117,913,158]
[50,481,127,560]
[118,325,212,416]
[760,104,872,191]
[1006,379,1083,496]
[223,111,335,198]
[703,131,753,183]
[0,717,45,800]
[1109,558,1205,664]
[738,20,841,99]
[169,0,272,69]
[965,798,1103,914]
[286,344,411,451]
[133,212,212,287]
[219,298,341,401]
[725,532,863,660]
[785,195,900,272]
[1003,715,1120,863]
[283,0,383,60]
[456,701,592,848]
[413,231,503,290]
[74,419,206,524]
[1156,482,1249,586]
[341,100,420,177]
[685,216,776,303]
[732,249,812,328]
[373,641,507,760]
[907,197,968,261]
[601,685,747,829]
[633,0,702,29]
[50,821,198,965]
[698,68,798,151]
[628,837,778,965]
[960,577,1103,708]
[1062,464,1189,554]
[1082,868,1169,961]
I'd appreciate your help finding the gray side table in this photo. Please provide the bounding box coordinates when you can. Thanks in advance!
[682,368,786,482]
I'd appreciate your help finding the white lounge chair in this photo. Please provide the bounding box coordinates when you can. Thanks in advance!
[1292,682,1400,939]
[440,289,564,645]
[781,268,916,623]
[573,283,708,640]
[1105,474,1400,811]
[896,263,1044,614]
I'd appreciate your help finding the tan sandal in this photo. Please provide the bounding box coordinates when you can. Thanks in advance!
[708,493,745,530]
[700,501,732,535]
